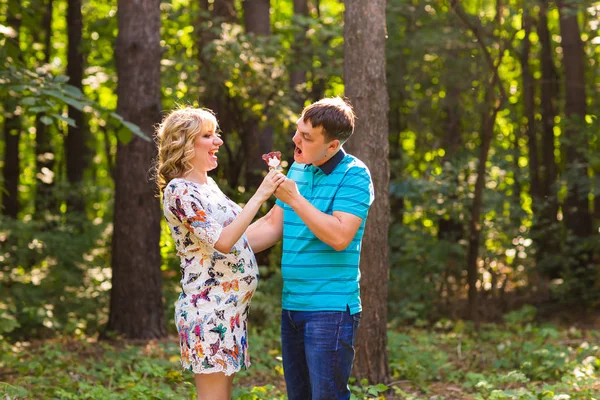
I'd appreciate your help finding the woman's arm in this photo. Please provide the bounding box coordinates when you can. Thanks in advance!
[214,170,285,253]
[246,205,284,253]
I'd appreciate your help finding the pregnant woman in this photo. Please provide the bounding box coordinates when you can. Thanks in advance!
[155,107,285,400]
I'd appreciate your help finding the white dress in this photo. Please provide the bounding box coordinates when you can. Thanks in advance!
[163,177,259,375]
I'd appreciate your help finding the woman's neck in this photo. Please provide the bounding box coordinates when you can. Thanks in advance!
[183,169,208,185]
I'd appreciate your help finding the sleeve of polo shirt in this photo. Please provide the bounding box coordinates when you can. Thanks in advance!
[332,167,375,220]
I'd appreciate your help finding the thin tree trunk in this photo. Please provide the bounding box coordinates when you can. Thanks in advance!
[213,0,236,21]
[466,88,499,324]
[289,0,309,107]
[242,0,273,189]
[538,0,558,202]
[197,0,241,188]
[344,0,390,384]
[105,0,165,340]
[2,108,20,219]
[65,0,87,214]
[35,0,57,216]
[438,86,463,243]
[450,0,508,322]
[2,0,22,219]
[534,0,561,278]
[557,0,593,239]
[520,9,539,202]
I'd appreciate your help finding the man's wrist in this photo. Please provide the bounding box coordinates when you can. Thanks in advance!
[288,193,304,210]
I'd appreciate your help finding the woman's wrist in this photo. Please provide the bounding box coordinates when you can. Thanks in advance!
[247,195,264,209]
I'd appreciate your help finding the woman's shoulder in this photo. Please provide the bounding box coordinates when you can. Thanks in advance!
[164,177,188,195]
[166,177,212,194]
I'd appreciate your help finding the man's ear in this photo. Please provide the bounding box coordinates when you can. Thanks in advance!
[328,139,340,152]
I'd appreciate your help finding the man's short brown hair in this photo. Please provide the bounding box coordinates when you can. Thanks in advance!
[301,97,355,143]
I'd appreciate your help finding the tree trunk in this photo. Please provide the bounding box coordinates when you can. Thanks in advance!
[534,0,561,278]
[438,86,463,243]
[105,0,165,340]
[213,0,236,22]
[35,0,57,216]
[65,0,87,214]
[520,10,539,202]
[2,0,22,219]
[243,0,270,35]
[343,0,390,384]
[242,0,273,189]
[450,0,506,322]
[2,106,20,219]
[289,0,309,107]
[466,85,502,322]
[557,1,593,239]
[537,0,558,205]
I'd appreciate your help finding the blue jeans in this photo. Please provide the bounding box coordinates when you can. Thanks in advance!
[281,308,361,400]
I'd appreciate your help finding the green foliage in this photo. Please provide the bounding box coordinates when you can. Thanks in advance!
[349,379,388,400]
[1,319,598,399]
[0,64,147,141]
[0,215,112,340]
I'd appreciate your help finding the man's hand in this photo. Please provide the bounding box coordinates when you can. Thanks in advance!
[274,178,300,206]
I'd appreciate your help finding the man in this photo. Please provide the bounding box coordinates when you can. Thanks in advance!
[247,97,374,400]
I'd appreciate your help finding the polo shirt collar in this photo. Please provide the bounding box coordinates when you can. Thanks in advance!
[307,148,346,175]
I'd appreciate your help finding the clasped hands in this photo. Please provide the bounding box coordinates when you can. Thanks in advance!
[273,175,299,206]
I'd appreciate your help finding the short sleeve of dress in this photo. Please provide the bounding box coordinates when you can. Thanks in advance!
[332,166,375,220]
[164,181,223,247]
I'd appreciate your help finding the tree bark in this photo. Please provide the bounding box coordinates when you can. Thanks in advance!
[242,0,273,189]
[105,0,166,339]
[65,0,87,214]
[289,0,309,107]
[466,86,501,324]
[2,0,22,219]
[212,0,236,22]
[520,10,539,202]
[35,0,57,216]
[557,0,593,239]
[438,86,463,243]
[343,0,390,384]
[532,0,562,278]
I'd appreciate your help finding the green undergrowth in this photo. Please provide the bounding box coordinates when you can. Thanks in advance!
[1,309,599,399]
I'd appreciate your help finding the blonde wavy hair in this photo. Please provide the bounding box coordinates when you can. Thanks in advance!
[154,107,218,194]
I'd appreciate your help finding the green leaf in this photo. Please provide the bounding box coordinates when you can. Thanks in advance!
[123,120,149,140]
[117,126,133,145]
[40,116,53,125]
[22,97,37,105]
[110,111,124,122]
[30,106,50,113]
[51,113,77,127]
[53,75,71,83]
[374,383,389,392]
[43,89,88,111]
[63,84,84,98]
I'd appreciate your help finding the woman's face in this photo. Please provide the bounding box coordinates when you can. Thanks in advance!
[192,126,223,171]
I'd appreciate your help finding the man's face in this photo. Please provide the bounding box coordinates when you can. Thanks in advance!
[292,118,338,166]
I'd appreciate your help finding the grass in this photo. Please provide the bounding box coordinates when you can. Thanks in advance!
[1,311,599,399]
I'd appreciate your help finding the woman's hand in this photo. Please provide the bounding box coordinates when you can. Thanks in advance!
[254,169,286,203]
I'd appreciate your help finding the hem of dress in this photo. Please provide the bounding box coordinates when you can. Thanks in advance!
[184,362,251,377]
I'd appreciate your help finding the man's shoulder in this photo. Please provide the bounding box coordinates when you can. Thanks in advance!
[288,161,308,175]
[339,154,372,180]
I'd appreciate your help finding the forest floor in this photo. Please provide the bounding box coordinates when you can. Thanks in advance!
[1,311,600,399]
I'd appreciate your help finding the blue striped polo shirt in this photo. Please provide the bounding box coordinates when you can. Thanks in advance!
[275,148,375,315]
